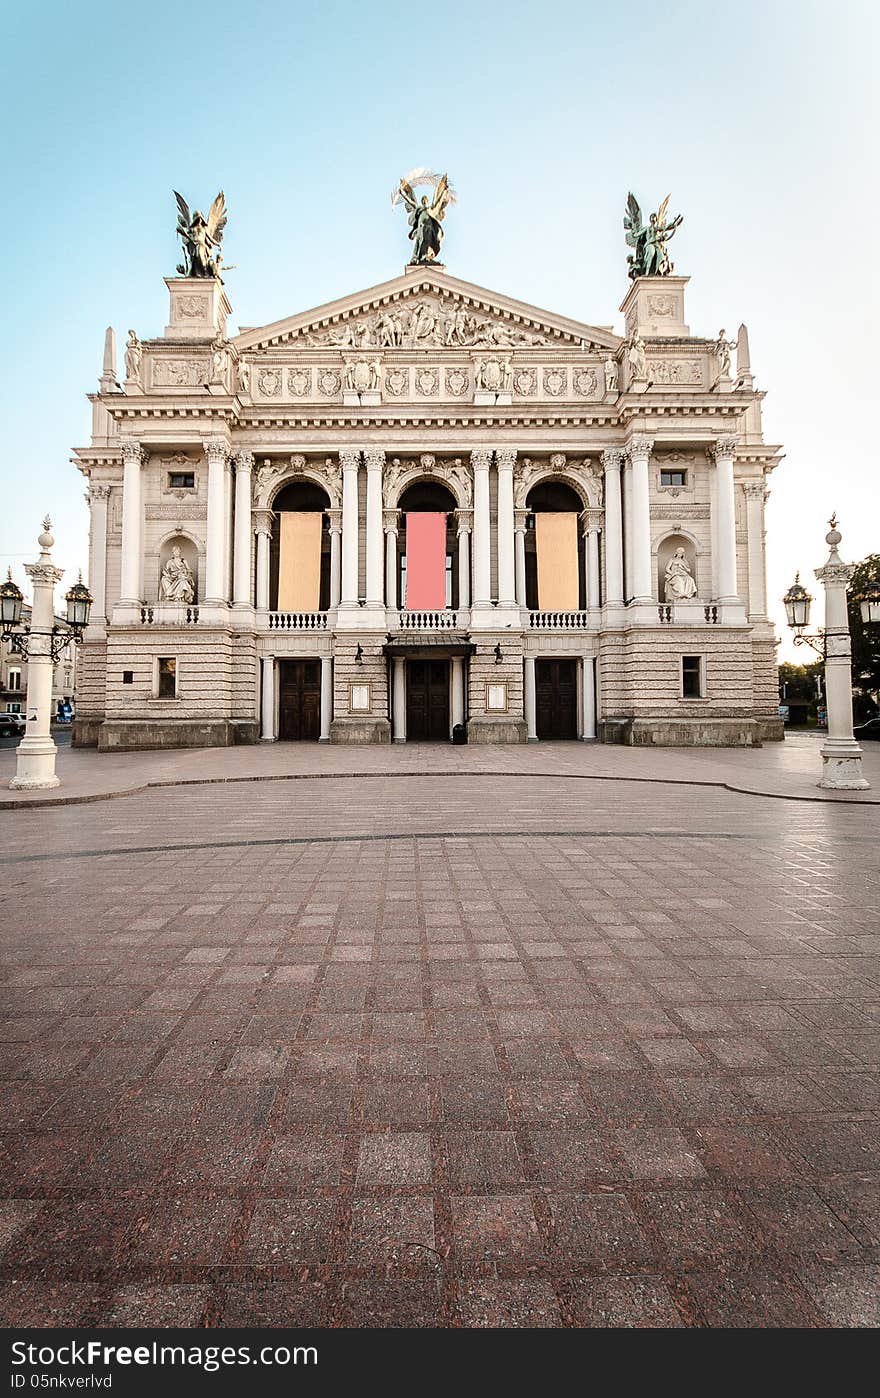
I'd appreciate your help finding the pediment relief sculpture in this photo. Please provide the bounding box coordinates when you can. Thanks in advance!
[289,297,561,351]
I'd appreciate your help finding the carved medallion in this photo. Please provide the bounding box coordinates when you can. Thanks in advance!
[513,367,537,397]
[543,368,568,397]
[257,368,282,397]
[178,296,209,318]
[384,368,409,397]
[445,368,469,397]
[317,369,342,397]
[288,367,312,396]
[414,367,439,397]
[647,295,675,317]
[572,367,598,398]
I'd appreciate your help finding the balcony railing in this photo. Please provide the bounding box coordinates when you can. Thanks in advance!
[397,610,459,630]
[268,612,328,630]
[529,611,591,629]
[140,606,199,624]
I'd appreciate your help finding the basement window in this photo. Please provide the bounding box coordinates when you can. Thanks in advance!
[157,657,177,699]
[681,655,705,699]
[122,670,133,685]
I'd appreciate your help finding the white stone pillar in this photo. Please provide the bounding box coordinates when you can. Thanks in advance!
[514,510,528,607]
[392,656,406,743]
[451,656,465,733]
[602,449,624,606]
[232,450,254,608]
[587,523,601,609]
[328,508,342,608]
[622,457,633,600]
[384,510,399,612]
[471,449,492,605]
[119,439,143,605]
[744,481,767,618]
[319,654,332,741]
[260,655,276,741]
[456,512,472,610]
[581,656,596,740]
[9,520,63,790]
[712,435,739,603]
[815,521,868,790]
[340,450,360,604]
[628,434,654,604]
[254,512,272,610]
[365,447,385,606]
[496,448,516,604]
[87,482,110,622]
[204,436,229,604]
[523,655,538,741]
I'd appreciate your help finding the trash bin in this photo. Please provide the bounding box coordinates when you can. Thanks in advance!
[452,723,467,745]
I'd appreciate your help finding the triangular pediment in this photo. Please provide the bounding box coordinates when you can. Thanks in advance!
[233,269,622,355]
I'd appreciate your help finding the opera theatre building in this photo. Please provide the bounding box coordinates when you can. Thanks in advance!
[72,223,782,750]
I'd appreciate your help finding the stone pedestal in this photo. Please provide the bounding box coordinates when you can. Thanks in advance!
[164,278,231,341]
[620,276,690,339]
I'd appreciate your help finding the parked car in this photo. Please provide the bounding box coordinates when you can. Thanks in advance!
[0,712,25,737]
[853,716,880,741]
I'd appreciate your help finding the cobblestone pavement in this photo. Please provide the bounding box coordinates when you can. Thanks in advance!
[0,761,878,1327]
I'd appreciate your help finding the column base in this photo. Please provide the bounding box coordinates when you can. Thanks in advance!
[10,738,59,790]
[260,736,277,743]
[819,740,869,790]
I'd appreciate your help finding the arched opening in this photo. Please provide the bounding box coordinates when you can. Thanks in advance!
[657,532,699,603]
[270,479,332,611]
[158,534,199,604]
[525,480,585,610]
[397,479,459,609]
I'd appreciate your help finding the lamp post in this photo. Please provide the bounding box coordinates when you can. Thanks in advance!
[1,519,92,791]
[783,515,870,791]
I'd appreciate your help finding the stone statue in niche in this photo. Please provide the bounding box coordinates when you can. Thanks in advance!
[237,359,250,395]
[210,336,228,385]
[124,331,141,383]
[664,548,697,601]
[627,332,647,383]
[159,546,195,604]
[603,355,618,394]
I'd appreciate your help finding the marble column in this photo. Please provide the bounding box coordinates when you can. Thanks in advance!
[456,511,472,610]
[587,520,601,609]
[392,656,406,743]
[232,450,254,608]
[365,447,385,605]
[253,511,272,610]
[622,456,633,601]
[88,482,110,622]
[328,508,342,608]
[319,654,332,742]
[384,510,399,611]
[708,463,719,598]
[340,450,360,604]
[744,481,767,618]
[119,439,143,605]
[204,436,230,604]
[523,655,538,741]
[496,448,516,604]
[514,509,528,607]
[712,435,739,603]
[581,656,596,739]
[260,655,275,741]
[471,449,492,605]
[628,435,654,604]
[602,449,624,606]
[451,656,465,733]
[815,522,868,789]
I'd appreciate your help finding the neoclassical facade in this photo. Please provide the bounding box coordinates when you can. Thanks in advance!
[72,261,782,749]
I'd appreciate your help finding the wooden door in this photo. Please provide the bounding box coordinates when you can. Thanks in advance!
[406,659,450,741]
[535,658,578,739]
[278,659,321,740]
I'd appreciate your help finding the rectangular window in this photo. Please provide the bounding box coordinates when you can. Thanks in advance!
[157,657,177,699]
[661,469,687,488]
[168,471,196,490]
[681,655,704,699]
[8,669,21,691]
[122,670,134,685]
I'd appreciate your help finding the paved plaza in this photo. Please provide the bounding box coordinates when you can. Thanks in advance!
[1,737,878,1328]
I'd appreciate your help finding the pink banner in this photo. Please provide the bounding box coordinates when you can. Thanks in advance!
[405,512,447,609]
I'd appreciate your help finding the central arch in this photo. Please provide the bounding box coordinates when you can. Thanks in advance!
[524,479,586,611]
[270,479,332,612]
[397,479,459,610]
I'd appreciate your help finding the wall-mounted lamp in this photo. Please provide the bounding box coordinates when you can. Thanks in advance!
[355,644,364,665]
[493,643,503,664]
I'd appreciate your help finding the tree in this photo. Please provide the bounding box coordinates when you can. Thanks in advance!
[848,553,880,720]
[778,661,823,703]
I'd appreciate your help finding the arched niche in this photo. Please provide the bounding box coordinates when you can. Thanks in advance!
[270,479,332,611]
[397,479,459,609]
[525,480,586,610]
[157,533,200,604]
[657,531,700,602]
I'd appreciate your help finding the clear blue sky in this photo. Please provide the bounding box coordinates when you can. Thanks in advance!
[1,0,876,655]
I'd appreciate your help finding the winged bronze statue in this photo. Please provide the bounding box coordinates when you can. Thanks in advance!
[174,190,227,278]
[394,171,454,265]
[624,192,682,279]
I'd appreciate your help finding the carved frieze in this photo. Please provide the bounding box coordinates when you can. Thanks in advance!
[146,504,207,520]
[289,297,561,350]
[151,359,209,388]
[648,359,704,386]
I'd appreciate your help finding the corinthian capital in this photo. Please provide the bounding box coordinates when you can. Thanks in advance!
[203,435,230,465]
[121,439,143,468]
[470,448,492,471]
[711,434,739,463]
[627,434,654,461]
[602,447,625,472]
[235,449,255,472]
[495,448,517,471]
[364,447,386,471]
[742,481,764,501]
[339,449,361,471]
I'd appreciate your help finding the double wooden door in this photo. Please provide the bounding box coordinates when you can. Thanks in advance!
[406,659,450,741]
[536,658,578,739]
[278,659,321,741]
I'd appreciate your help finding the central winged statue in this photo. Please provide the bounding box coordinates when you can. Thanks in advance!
[624,192,683,280]
[392,170,455,265]
[173,190,228,278]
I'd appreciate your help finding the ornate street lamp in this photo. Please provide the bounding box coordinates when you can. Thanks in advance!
[4,519,92,791]
[856,581,880,627]
[783,515,872,791]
